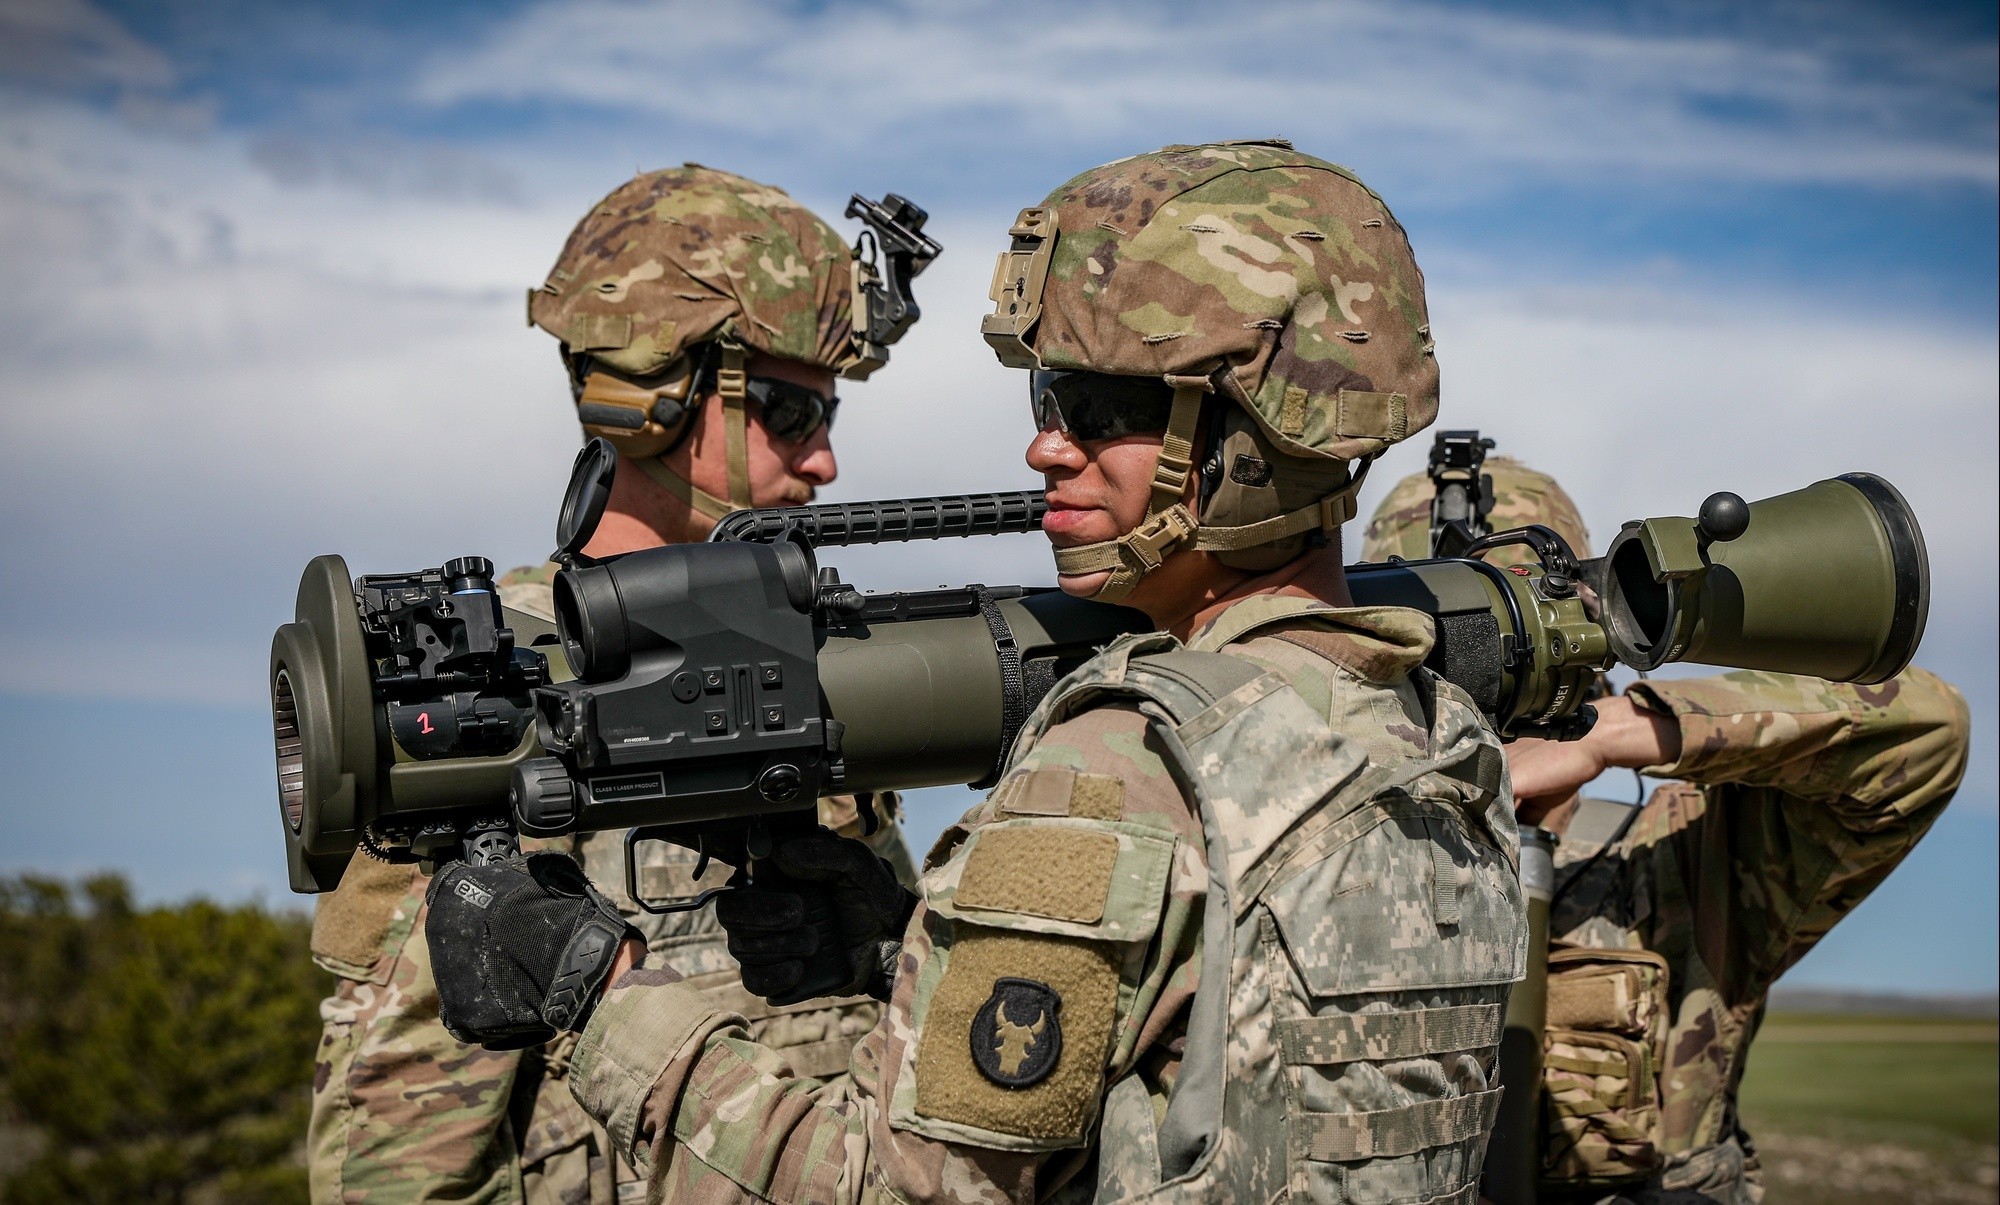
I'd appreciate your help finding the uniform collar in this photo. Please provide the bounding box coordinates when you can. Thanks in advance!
[1186,594,1436,683]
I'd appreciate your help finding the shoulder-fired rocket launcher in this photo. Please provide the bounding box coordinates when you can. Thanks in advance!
[272,440,1929,972]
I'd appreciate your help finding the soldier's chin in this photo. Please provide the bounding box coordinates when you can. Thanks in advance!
[1055,568,1114,599]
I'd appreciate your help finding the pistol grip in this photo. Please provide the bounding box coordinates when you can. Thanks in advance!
[759,888,855,1007]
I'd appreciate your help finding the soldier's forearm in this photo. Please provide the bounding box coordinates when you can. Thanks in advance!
[570,965,712,1179]
[1625,667,1970,819]
[608,935,645,985]
[1507,695,1680,814]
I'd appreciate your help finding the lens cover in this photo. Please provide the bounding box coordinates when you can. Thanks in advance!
[555,437,618,564]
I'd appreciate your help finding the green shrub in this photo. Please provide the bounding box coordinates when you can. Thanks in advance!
[0,875,328,1204]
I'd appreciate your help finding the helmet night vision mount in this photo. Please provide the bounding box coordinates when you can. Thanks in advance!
[273,439,1932,931]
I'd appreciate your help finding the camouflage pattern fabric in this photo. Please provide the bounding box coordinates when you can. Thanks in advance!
[309,857,523,1204]
[1362,455,1594,563]
[529,164,863,379]
[307,567,916,1205]
[1538,667,1968,1204]
[561,596,1525,1202]
[1540,944,1672,1186]
[1358,463,1971,1202]
[995,140,1440,467]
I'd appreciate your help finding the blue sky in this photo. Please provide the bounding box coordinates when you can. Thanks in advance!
[0,0,1993,993]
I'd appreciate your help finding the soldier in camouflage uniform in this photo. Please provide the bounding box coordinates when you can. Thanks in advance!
[424,140,1529,1203]
[307,165,918,1204]
[1364,459,1970,1203]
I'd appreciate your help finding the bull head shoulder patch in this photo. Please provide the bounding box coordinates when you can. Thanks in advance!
[971,977,1063,1088]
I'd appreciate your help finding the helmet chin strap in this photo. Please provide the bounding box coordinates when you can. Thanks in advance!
[632,341,754,524]
[634,453,736,522]
[1050,385,1362,604]
[715,341,753,512]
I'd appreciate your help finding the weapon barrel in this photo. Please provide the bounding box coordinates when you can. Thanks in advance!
[274,474,1932,893]
[709,491,1048,547]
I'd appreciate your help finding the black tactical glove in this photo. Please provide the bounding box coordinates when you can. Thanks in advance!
[715,829,918,1006]
[425,852,642,1050]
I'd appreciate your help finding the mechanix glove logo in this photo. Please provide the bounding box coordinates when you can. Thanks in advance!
[970,977,1063,1088]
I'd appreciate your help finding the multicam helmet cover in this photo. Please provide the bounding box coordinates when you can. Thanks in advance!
[528,165,877,518]
[982,140,1440,598]
[531,164,862,380]
[1362,455,1595,563]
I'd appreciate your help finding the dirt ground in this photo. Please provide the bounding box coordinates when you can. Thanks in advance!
[1752,1130,1998,1205]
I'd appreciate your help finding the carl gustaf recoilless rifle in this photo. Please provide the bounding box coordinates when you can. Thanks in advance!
[269,412,1928,1014]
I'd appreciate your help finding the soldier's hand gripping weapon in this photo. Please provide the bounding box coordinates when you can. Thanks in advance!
[271,439,1930,1003]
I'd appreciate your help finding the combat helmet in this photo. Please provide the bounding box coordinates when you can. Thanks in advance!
[1362,455,1593,563]
[529,165,875,519]
[982,140,1439,601]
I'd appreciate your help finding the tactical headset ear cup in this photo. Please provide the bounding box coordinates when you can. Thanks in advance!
[648,397,688,430]
[584,406,692,458]
[1201,406,1353,572]
[574,361,699,460]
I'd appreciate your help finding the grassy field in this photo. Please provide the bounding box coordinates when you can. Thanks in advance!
[1738,1012,1999,1205]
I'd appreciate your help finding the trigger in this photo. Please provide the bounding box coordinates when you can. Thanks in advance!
[858,792,881,837]
[692,840,711,882]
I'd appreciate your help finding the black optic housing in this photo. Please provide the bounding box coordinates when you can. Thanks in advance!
[536,536,824,832]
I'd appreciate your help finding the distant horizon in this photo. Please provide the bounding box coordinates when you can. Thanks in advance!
[1768,987,2000,1016]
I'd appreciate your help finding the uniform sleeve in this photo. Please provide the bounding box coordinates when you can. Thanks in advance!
[566,703,1208,1203]
[308,864,525,1203]
[1619,666,1969,992]
[1628,667,1969,827]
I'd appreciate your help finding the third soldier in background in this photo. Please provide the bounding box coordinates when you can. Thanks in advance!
[307,165,918,1204]
[1364,457,1970,1204]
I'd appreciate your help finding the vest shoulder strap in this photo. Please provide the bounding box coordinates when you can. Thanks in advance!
[1034,631,1278,736]
[1121,645,1271,724]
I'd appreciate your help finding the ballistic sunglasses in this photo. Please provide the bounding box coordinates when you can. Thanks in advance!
[1030,370,1179,441]
[745,376,840,444]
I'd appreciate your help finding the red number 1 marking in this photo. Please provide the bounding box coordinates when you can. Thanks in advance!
[418,712,435,734]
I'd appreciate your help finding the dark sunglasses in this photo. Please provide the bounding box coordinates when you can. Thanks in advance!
[1030,370,1178,441]
[746,376,839,443]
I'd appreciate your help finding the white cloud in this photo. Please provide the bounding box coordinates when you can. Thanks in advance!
[0,97,583,714]
[0,95,565,312]
[243,129,525,204]
[413,0,1998,189]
